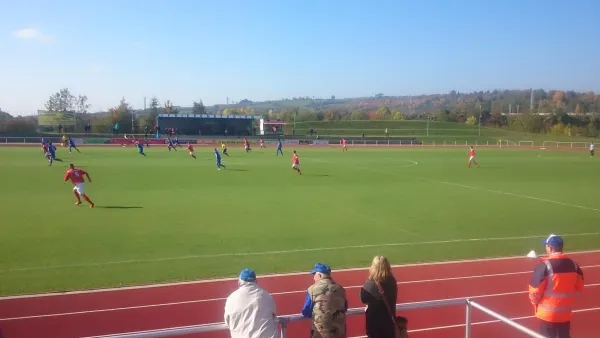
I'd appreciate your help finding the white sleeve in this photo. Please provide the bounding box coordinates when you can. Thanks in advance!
[223,299,231,328]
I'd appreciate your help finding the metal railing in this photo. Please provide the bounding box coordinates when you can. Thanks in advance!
[84,298,547,338]
[0,136,595,149]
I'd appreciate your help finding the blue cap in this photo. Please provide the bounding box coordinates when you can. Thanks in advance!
[239,268,256,282]
[310,263,331,275]
[542,234,564,248]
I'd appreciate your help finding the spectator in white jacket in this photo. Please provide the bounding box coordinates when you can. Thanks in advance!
[224,268,280,338]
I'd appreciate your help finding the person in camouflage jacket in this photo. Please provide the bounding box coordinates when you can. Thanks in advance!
[301,263,348,338]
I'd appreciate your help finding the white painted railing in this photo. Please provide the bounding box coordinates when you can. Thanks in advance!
[83,298,547,338]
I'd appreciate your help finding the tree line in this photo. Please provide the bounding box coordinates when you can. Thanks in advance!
[0,88,598,137]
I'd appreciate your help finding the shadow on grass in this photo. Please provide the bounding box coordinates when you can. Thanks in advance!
[227,168,248,172]
[96,206,144,209]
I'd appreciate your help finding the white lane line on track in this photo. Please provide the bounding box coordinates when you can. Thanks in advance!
[417,177,600,213]
[348,306,600,337]
[1,232,597,276]
[2,278,599,321]
[2,248,600,300]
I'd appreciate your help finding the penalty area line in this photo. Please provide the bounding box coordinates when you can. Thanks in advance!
[417,177,600,213]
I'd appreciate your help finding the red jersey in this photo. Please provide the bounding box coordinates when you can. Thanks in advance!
[292,154,299,164]
[260,138,264,143]
[188,145,194,152]
[469,149,475,157]
[42,144,49,152]
[342,139,347,145]
[244,139,249,146]
[64,168,88,185]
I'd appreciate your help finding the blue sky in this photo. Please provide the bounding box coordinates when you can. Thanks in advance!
[1,0,599,115]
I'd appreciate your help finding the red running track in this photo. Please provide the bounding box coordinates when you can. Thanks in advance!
[0,251,599,338]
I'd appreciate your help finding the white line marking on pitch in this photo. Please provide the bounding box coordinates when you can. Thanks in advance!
[0,232,597,275]
[4,283,598,322]
[417,177,600,212]
[2,249,599,300]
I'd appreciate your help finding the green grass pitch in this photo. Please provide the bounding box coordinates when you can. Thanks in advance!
[0,145,598,296]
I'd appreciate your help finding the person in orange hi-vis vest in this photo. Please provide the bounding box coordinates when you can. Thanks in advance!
[528,234,584,338]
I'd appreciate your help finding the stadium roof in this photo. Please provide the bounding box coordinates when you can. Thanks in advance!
[158,114,261,119]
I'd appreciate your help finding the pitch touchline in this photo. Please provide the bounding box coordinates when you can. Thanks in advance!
[1,232,597,274]
[2,279,599,321]
[417,177,600,212]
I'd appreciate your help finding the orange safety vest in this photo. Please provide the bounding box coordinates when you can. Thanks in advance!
[528,253,584,322]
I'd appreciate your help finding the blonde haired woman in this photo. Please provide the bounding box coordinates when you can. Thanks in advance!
[360,256,399,338]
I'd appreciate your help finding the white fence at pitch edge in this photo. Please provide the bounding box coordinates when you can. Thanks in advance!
[82,299,547,338]
[0,137,595,148]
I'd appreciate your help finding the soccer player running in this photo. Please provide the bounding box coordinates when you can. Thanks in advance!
[342,138,348,152]
[187,142,196,159]
[221,142,229,156]
[276,139,283,156]
[590,143,595,157]
[167,138,177,151]
[214,148,226,170]
[260,138,266,148]
[68,137,81,153]
[64,163,94,208]
[136,140,146,156]
[468,146,479,168]
[244,138,252,152]
[175,136,183,148]
[48,142,64,166]
[292,150,302,175]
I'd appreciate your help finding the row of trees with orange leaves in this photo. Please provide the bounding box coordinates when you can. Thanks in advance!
[1,88,599,137]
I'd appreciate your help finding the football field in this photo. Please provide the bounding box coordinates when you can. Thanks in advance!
[0,145,599,296]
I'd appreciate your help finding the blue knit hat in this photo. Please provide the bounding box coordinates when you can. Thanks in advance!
[239,268,257,282]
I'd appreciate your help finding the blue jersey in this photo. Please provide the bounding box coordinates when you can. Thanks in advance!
[49,145,57,155]
[277,142,282,149]
[215,150,221,161]
[168,140,174,146]
[69,139,76,147]
[137,142,144,150]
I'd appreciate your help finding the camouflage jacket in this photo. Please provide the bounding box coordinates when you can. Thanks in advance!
[307,276,347,338]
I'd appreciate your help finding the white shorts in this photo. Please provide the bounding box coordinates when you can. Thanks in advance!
[189,151,194,155]
[245,145,249,150]
[44,152,50,157]
[469,156,476,161]
[73,183,85,195]
[292,163,299,169]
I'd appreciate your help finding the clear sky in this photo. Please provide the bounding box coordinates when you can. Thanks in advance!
[1,0,599,115]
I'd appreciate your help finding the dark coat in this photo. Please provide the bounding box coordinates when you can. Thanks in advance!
[360,276,398,338]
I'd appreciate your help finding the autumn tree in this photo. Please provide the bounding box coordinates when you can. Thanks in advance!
[164,100,179,114]
[44,88,90,131]
[391,110,404,120]
[193,100,206,114]
[376,106,392,119]
[45,88,76,112]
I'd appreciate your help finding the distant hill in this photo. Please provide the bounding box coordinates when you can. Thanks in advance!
[126,89,599,117]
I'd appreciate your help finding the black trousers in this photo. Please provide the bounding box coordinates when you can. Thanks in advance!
[540,320,570,338]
